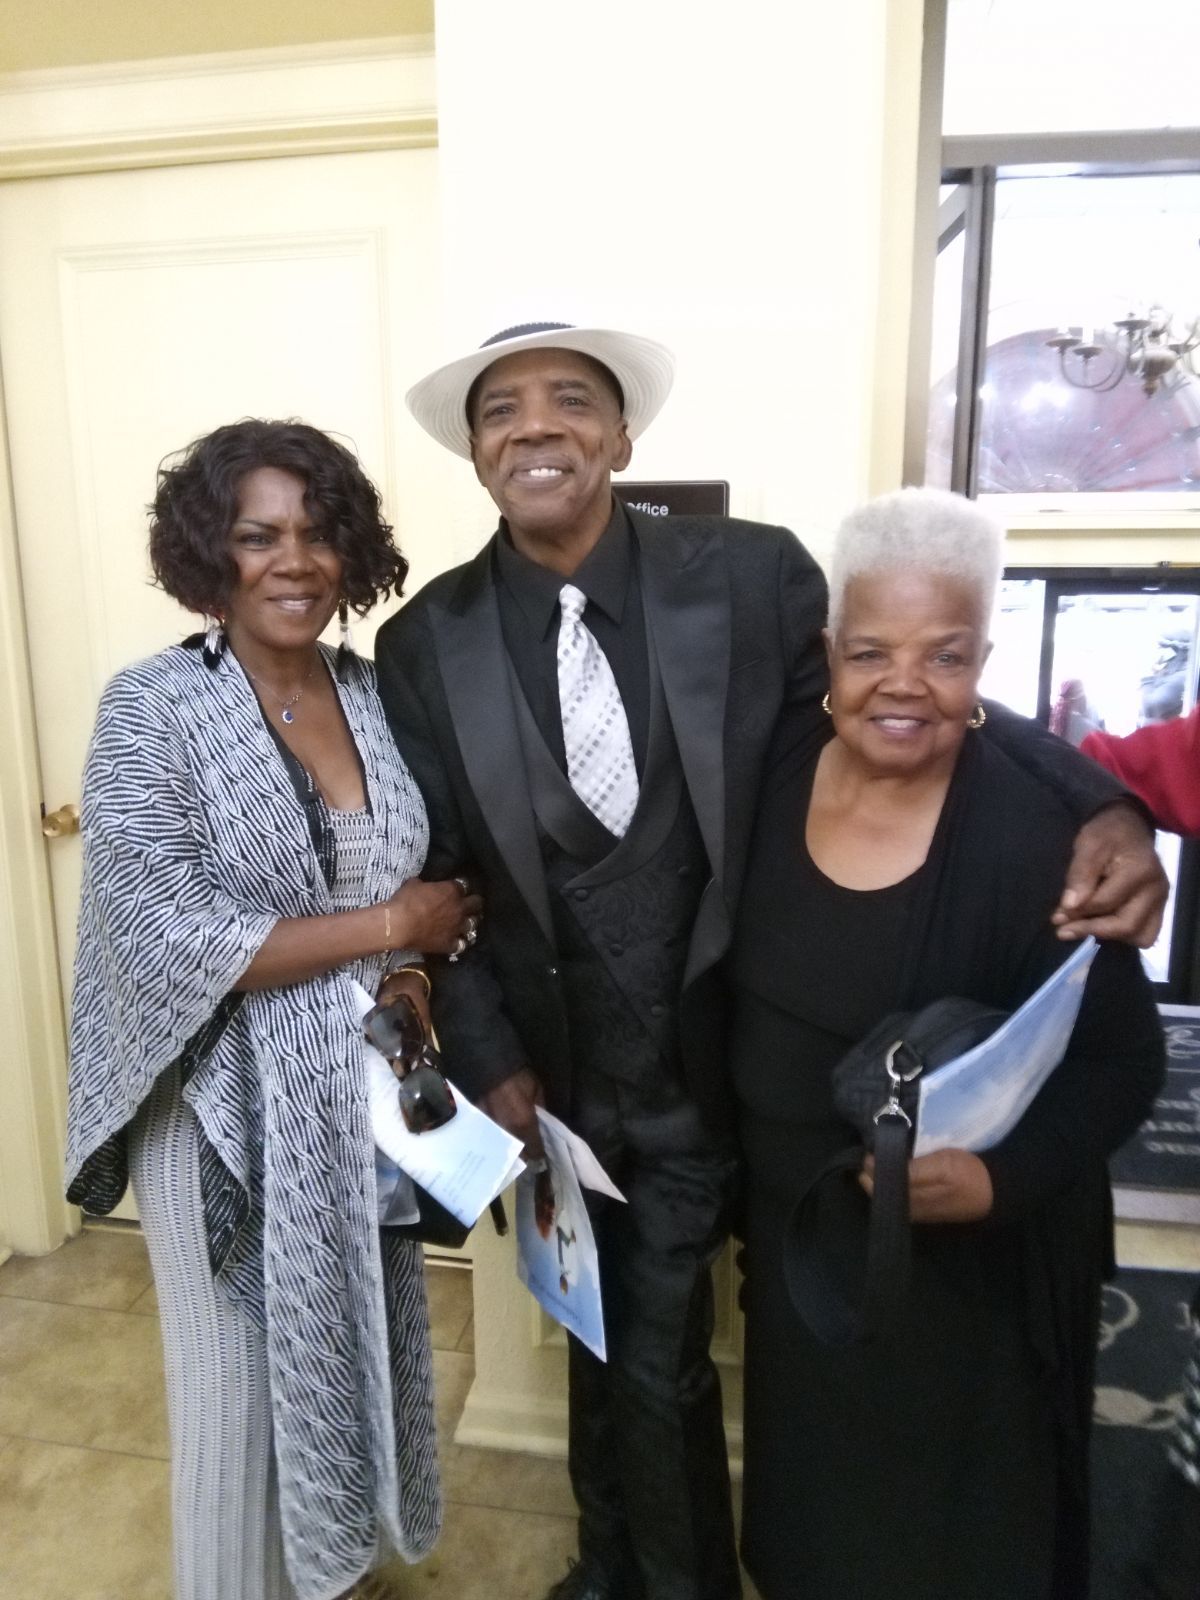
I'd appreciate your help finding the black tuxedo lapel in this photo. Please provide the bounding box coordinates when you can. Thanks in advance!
[631,511,729,896]
[427,543,556,945]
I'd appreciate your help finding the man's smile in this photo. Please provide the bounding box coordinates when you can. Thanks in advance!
[510,459,571,485]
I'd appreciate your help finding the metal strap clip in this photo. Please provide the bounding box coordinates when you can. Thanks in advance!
[872,1038,924,1129]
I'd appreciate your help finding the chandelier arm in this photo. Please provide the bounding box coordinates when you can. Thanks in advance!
[1047,315,1195,394]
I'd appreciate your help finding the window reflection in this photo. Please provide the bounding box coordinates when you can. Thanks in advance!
[926,171,1200,493]
[928,330,1200,491]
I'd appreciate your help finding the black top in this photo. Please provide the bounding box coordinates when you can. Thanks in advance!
[495,499,650,778]
[731,756,917,1126]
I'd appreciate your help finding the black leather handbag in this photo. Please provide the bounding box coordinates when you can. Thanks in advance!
[782,998,1006,1347]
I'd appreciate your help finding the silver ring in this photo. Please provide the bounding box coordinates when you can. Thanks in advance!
[466,915,479,935]
[466,928,478,947]
[453,876,469,895]
[448,935,468,963]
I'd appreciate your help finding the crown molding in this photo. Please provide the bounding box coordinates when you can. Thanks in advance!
[0,36,437,179]
[0,33,435,92]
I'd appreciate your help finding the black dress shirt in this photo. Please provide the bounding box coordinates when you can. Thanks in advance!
[494,500,650,779]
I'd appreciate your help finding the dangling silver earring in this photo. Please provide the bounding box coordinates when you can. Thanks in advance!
[967,703,986,729]
[821,692,832,715]
[336,599,353,675]
[202,613,226,669]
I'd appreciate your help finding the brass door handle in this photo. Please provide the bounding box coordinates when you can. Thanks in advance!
[41,802,80,839]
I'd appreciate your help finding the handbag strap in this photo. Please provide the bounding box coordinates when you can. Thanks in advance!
[781,1111,913,1347]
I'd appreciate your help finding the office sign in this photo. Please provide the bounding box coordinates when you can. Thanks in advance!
[615,480,730,519]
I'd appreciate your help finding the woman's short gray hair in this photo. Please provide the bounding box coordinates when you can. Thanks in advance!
[827,487,1004,636]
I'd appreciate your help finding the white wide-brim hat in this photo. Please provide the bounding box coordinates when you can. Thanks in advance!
[405,321,676,460]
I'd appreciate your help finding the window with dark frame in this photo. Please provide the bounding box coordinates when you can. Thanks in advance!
[925,137,1200,500]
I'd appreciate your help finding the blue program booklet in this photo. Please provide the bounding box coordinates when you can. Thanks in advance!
[515,1109,624,1362]
[913,937,1099,1157]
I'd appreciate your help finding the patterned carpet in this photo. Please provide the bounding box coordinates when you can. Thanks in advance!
[1091,1267,1198,1600]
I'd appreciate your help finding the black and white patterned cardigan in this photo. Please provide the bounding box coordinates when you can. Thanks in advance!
[64,640,440,1595]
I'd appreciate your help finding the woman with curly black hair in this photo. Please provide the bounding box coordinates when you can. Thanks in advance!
[65,420,481,1600]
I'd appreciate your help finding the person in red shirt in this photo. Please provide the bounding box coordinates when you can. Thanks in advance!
[1082,706,1200,838]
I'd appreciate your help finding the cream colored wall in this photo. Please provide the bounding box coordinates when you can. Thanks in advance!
[0,0,433,71]
[1002,527,1200,568]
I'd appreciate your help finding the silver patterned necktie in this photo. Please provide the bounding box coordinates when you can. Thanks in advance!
[556,583,639,837]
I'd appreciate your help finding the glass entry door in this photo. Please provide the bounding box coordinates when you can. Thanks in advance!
[979,569,1199,995]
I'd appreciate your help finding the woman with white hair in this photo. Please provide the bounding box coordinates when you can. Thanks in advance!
[730,488,1165,1600]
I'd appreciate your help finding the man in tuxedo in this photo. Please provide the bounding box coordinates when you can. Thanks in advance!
[375,322,1164,1600]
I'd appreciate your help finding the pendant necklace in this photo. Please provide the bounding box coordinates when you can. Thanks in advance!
[245,657,317,725]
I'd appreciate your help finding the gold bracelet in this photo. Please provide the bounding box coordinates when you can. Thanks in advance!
[390,964,432,998]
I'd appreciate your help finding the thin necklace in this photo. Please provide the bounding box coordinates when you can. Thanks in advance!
[244,656,317,725]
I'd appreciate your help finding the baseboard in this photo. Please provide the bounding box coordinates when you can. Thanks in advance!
[453,1378,745,1477]
[454,1383,569,1458]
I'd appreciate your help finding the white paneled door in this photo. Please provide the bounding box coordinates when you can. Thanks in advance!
[0,147,440,1217]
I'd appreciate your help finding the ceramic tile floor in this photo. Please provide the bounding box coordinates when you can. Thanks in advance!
[0,1224,586,1600]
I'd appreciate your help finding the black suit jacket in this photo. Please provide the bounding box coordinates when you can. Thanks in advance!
[374,510,829,1117]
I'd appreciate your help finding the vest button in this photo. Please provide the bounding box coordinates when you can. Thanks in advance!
[547,965,558,977]
[677,865,692,878]
[650,1003,666,1017]
[573,888,589,901]
[609,944,623,957]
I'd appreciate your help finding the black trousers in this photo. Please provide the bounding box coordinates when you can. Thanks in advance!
[568,1076,741,1600]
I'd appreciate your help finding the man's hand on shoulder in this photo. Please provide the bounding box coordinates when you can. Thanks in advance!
[478,1067,546,1162]
[1053,801,1168,946]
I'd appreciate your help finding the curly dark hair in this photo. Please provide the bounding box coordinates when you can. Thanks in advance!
[149,419,407,617]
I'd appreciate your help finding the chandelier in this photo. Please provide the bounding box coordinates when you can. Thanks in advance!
[1047,308,1200,397]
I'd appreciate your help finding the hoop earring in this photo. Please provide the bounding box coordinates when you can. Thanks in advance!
[202,614,226,669]
[336,598,353,675]
[821,692,832,716]
[967,703,986,730]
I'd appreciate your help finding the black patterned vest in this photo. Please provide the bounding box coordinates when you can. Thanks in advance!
[507,637,710,1095]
